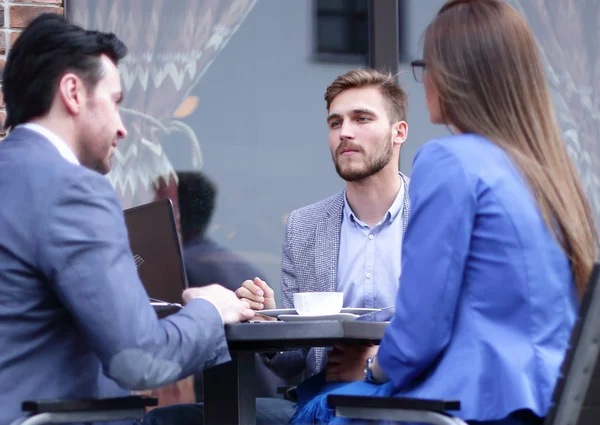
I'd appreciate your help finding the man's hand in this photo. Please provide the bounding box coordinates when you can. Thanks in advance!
[182,284,255,324]
[325,344,379,382]
[235,277,276,310]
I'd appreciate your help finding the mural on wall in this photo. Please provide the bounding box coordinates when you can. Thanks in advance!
[509,0,600,228]
[68,0,257,221]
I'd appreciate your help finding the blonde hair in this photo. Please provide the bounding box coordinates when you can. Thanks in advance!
[424,0,597,296]
[324,69,408,122]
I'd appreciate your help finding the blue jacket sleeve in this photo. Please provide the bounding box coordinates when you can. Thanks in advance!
[377,141,477,390]
[36,169,230,390]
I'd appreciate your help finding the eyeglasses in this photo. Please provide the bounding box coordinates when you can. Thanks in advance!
[410,59,426,83]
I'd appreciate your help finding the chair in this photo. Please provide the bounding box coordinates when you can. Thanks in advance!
[329,263,600,425]
[10,395,157,425]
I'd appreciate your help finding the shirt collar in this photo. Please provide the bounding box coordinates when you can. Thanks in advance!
[19,123,80,165]
[343,174,405,227]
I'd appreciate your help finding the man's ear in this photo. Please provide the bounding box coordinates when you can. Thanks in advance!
[57,73,85,115]
[392,120,408,147]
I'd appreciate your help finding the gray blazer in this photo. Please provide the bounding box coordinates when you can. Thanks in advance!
[267,173,410,380]
[0,128,230,425]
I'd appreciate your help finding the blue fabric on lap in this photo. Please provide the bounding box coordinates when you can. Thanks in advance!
[291,371,394,425]
[290,372,543,425]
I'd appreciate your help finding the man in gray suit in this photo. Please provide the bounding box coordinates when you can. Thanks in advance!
[238,68,410,380]
[0,14,253,425]
[235,69,410,422]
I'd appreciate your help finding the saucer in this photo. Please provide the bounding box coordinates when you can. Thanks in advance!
[277,313,359,322]
[258,307,380,318]
[257,308,296,318]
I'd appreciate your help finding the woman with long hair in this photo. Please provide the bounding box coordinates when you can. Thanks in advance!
[291,1,598,424]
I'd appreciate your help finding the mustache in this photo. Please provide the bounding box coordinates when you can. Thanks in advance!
[336,142,363,156]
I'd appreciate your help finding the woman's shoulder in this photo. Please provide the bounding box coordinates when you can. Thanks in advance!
[417,133,497,157]
[416,133,507,174]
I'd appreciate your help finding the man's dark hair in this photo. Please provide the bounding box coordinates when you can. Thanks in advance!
[177,172,218,243]
[2,13,128,130]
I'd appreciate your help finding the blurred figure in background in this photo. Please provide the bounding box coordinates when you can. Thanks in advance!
[177,171,286,402]
[178,171,264,292]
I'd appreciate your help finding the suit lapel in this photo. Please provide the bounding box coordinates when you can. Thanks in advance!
[315,192,344,292]
[400,172,411,236]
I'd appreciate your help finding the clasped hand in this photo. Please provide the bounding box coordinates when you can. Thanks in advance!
[235,277,277,311]
[325,343,378,382]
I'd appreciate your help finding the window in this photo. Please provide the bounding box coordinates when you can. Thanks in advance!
[314,0,369,63]
[314,0,406,64]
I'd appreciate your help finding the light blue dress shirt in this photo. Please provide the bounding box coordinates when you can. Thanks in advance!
[378,134,578,421]
[336,181,404,309]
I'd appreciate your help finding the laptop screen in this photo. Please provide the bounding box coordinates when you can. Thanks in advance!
[123,199,188,305]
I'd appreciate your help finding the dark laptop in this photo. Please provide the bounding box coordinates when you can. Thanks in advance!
[123,199,188,311]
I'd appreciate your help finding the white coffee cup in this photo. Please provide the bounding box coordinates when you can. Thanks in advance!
[293,292,344,316]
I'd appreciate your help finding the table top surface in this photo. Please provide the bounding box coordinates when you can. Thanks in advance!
[225,320,388,351]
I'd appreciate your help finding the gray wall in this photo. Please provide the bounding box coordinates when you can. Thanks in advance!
[170,0,447,301]
[400,0,449,173]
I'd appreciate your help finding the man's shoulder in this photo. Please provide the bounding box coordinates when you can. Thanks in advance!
[1,127,77,176]
[288,191,345,224]
[1,129,116,204]
[37,157,111,196]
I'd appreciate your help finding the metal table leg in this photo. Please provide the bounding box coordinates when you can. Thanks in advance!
[203,351,256,425]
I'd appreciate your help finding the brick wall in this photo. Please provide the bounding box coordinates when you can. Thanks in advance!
[0,0,64,133]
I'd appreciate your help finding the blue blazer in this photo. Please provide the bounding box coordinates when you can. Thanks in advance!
[0,128,230,425]
[378,134,578,421]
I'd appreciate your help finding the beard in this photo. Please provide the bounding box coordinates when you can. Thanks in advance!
[332,138,393,182]
[95,148,114,175]
[78,137,115,175]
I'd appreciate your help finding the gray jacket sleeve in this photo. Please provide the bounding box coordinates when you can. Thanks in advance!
[36,169,230,391]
